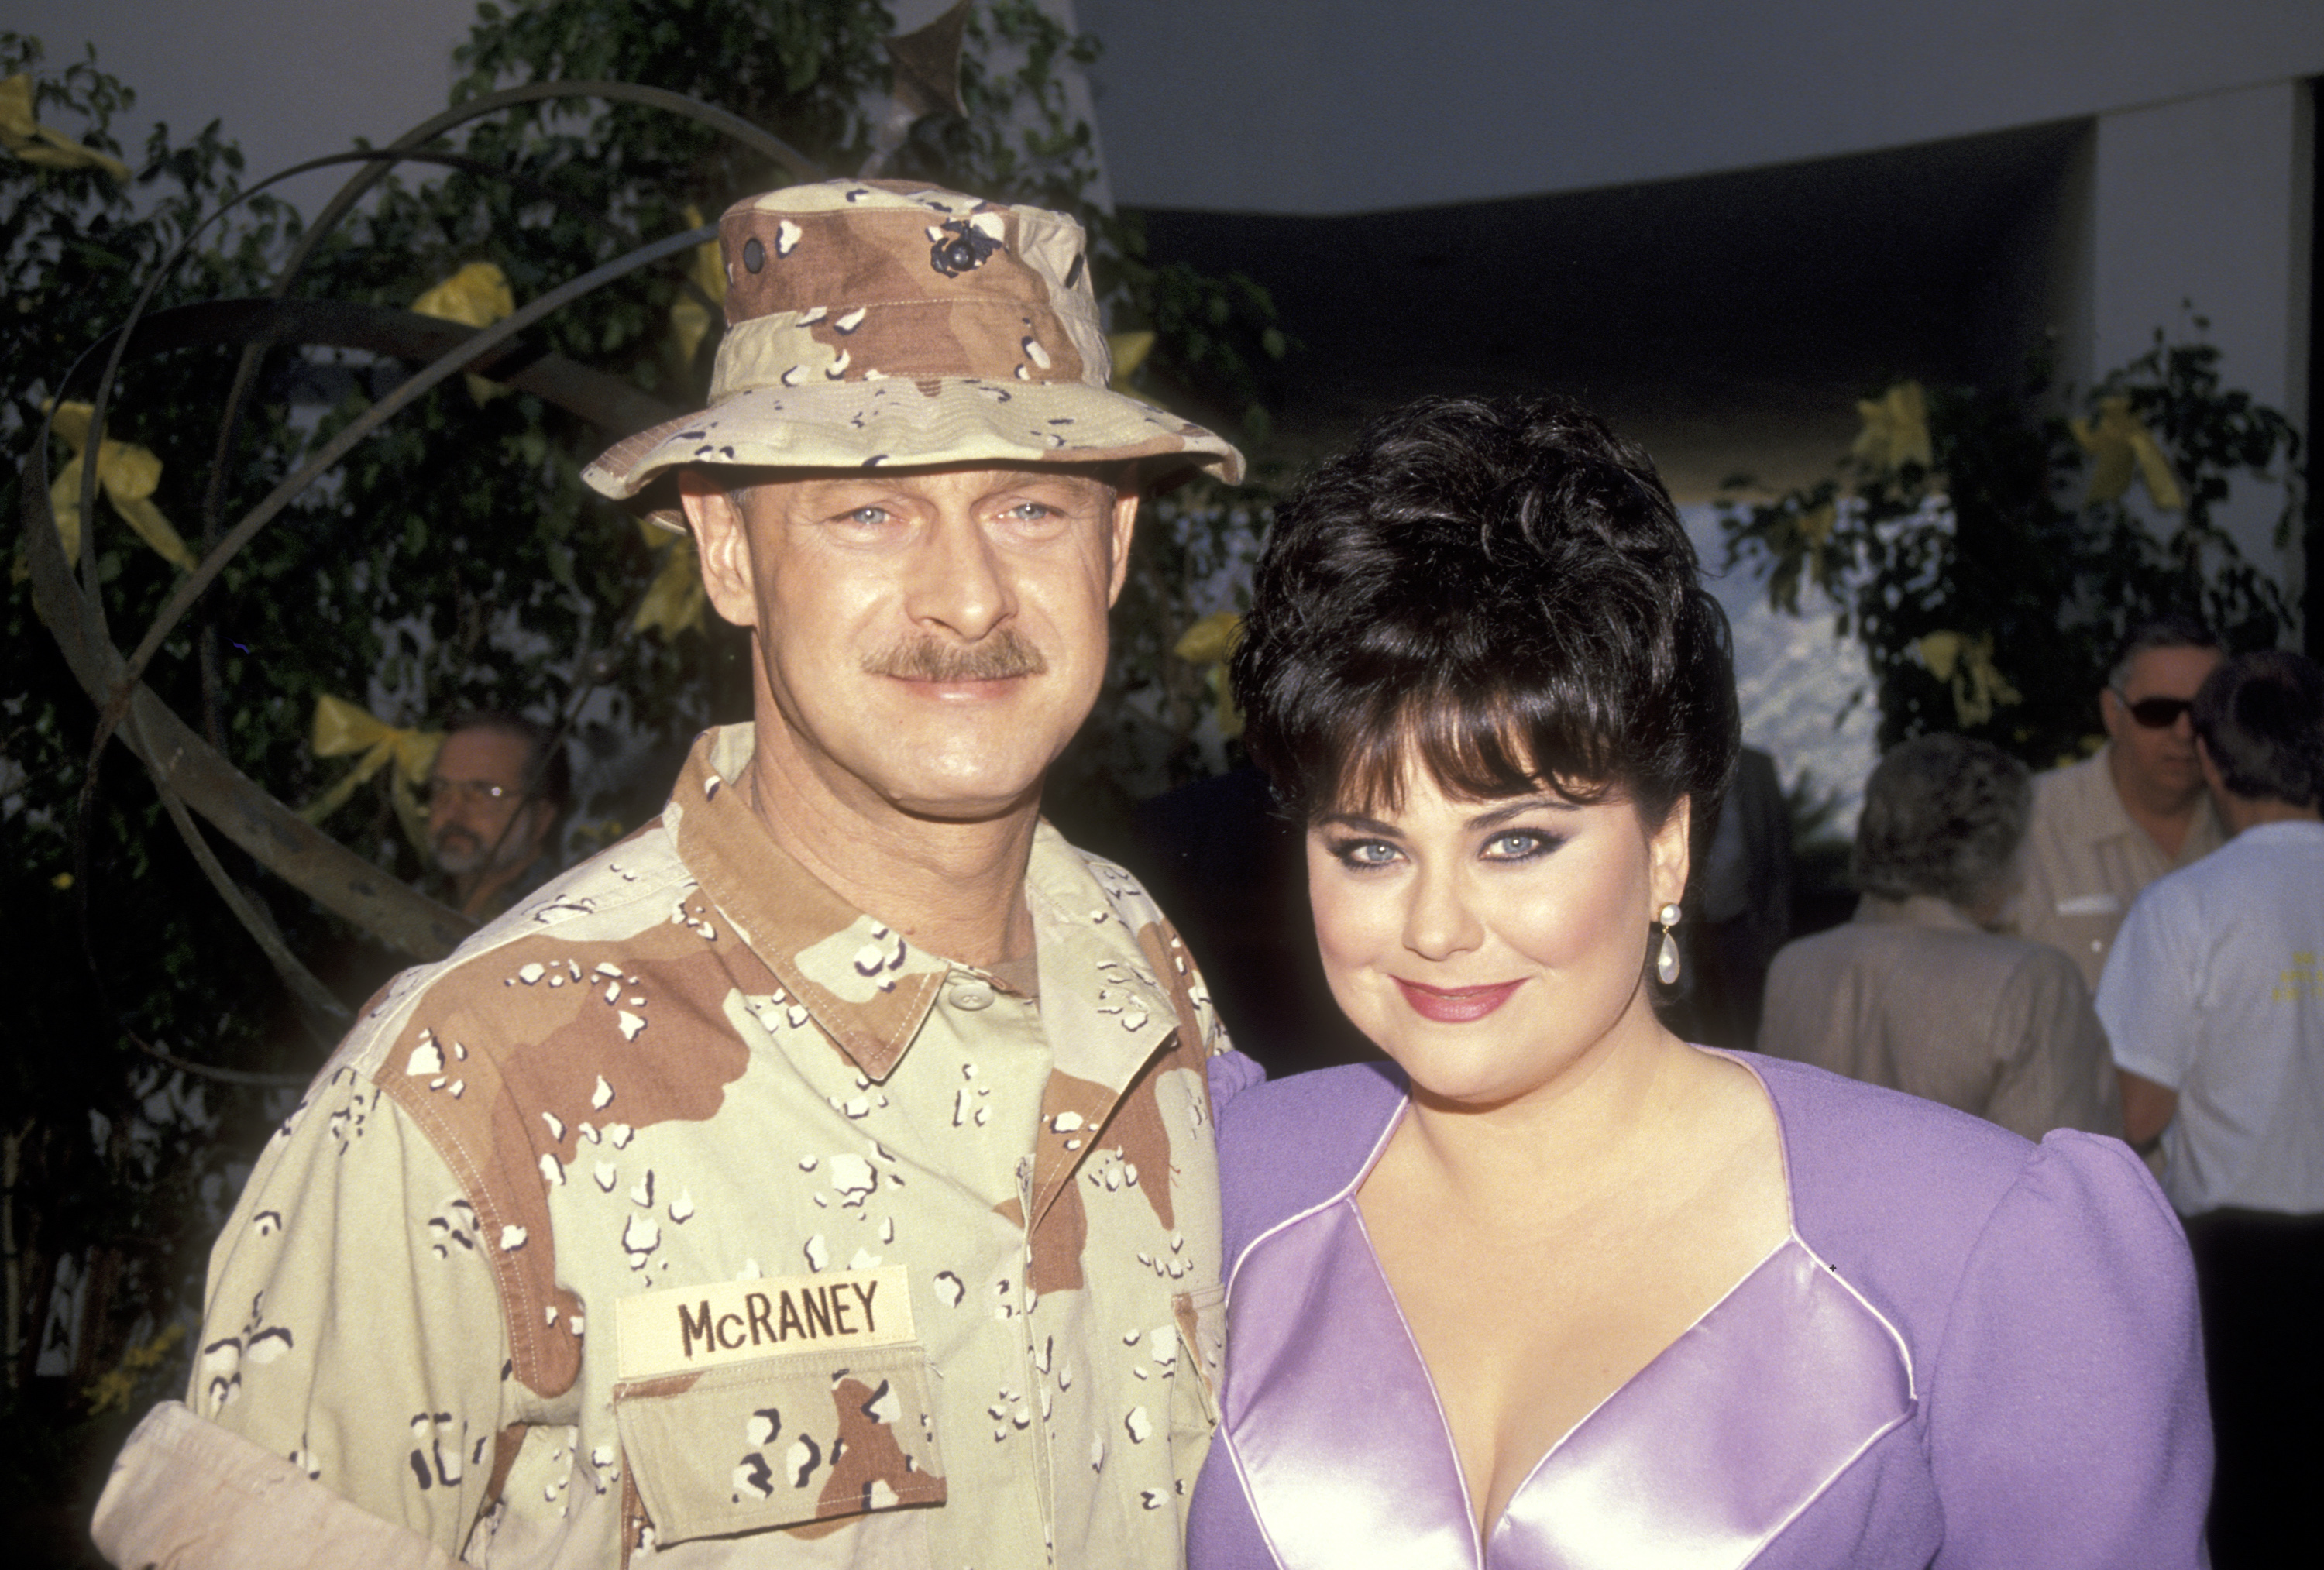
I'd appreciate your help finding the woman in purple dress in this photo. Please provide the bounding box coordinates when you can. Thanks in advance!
[1188,396,2209,1569]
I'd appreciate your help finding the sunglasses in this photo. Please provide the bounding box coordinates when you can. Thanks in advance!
[2113,691,2195,729]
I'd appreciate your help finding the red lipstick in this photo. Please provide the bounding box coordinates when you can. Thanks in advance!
[1394,977,1525,1023]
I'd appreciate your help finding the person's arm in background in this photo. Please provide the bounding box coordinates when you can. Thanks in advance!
[1981,946,2123,1142]
[2094,891,2197,1157]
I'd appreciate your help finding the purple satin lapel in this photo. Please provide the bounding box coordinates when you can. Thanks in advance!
[1493,1238,1914,1569]
[1222,1200,1480,1570]
[1222,1205,1914,1570]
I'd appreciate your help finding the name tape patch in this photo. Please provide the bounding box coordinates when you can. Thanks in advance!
[616,1267,913,1380]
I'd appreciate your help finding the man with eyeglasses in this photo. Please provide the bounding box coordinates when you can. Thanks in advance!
[2010,616,2226,991]
[425,711,569,919]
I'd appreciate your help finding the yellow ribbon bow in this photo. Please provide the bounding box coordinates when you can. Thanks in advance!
[1173,610,1245,739]
[413,261,517,404]
[45,401,197,570]
[1108,331,1157,395]
[669,204,728,369]
[1,72,131,180]
[2070,396,2184,510]
[301,695,444,850]
[1852,381,1934,474]
[633,517,707,638]
[1917,630,2023,730]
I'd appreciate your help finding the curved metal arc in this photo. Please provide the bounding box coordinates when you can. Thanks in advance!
[67,81,803,802]
[19,414,475,963]
[286,78,820,307]
[83,224,715,785]
[65,141,651,644]
[208,78,805,566]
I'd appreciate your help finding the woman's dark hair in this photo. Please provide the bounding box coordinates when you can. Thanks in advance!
[1229,394,1738,842]
[2192,650,2324,809]
[1851,733,2030,909]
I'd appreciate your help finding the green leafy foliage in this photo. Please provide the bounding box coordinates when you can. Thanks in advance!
[1720,338,2301,766]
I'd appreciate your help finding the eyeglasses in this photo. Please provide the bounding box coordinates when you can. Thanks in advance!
[428,778,525,808]
[2113,690,2195,729]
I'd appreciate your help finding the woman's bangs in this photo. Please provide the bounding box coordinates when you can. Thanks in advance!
[1312,684,1617,818]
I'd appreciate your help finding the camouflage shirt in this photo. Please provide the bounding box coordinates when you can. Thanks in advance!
[97,725,1235,1570]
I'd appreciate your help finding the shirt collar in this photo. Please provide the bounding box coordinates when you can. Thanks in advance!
[663,727,1179,1106]
[2070,742,2224,861]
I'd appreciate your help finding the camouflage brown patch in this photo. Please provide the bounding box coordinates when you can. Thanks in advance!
[380,917,769,1399]
[997,1170,1088,1295]
[1139,922,1218,1065]
[1098,1044,1195,1235]
[620,1465,648,1570]
[1024,1070,1118,1232]
[483,1421,528,1506]
[814,1373,947,1519]
[715,204,1087,388]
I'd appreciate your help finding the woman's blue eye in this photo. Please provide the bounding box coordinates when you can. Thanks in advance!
[1483,831,1552,861]
[1331,838,1399,868]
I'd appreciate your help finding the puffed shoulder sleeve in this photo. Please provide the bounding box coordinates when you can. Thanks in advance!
[1925,1129,2209,1569]
[1206,1049,1267,1121]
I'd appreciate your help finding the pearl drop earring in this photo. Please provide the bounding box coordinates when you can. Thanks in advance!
[1655,902,1683,985]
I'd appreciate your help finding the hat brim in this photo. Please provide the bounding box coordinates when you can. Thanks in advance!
[586,378,1245,530]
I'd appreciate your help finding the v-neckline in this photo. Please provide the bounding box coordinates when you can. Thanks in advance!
[1346,1190,1796,1551]
[1216,1053,1917,1570]
[1346,1048,1802,1542]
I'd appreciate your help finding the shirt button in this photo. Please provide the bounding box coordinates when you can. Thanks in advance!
[947,979,995,1012]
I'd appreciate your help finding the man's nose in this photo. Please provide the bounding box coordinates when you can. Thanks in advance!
[902,512,1013,641]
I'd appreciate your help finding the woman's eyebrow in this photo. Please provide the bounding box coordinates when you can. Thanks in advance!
[1464,797,1573,831]
[1313,811,1399,835]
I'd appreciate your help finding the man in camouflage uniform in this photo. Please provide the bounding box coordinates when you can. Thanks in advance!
[95,180,1249,1570]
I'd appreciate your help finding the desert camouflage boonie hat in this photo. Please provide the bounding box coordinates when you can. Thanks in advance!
[584,180,1244,529]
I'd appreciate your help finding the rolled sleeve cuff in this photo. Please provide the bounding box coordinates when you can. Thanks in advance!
[92,1401,460,1570]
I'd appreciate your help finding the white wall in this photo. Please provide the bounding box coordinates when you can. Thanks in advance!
[1078,0,2324,215]
[2073,79,2313,582]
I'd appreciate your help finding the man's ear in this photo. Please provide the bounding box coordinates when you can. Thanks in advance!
[679,469,759,630]
[2098,685,2127,744]
[2195,737,2229,800]
[1105,483,1140,607]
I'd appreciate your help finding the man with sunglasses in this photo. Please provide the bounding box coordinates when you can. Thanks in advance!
[2012,617,2226,991]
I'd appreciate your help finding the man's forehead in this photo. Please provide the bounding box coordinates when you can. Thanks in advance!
[434,727,533,779]
[2121,644,2223,695]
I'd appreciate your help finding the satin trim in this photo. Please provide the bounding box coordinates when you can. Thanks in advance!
[1222,1207,1915,1570]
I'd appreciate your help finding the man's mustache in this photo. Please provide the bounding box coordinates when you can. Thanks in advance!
[864,631,1047,682]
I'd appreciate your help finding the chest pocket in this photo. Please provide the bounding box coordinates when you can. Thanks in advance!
[613,1342,947,1547]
